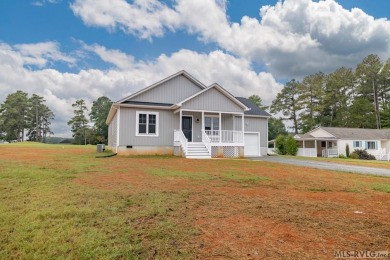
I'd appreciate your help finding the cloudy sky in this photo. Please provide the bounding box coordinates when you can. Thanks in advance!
[1,0,390,137]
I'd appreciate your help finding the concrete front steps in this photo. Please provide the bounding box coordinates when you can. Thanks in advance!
[185,142,211,159]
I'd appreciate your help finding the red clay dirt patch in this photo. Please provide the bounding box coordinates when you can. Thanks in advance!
[73,156,390,259]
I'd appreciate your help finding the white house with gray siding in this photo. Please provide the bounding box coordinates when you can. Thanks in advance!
[295,126,390,160]
[106,70,271,159]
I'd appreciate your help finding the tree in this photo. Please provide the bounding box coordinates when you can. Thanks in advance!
[271,79,302,134]
[89,96,112,144]
[68,99,89,145]
[248,94,268,110]
[355,54,382,128]
[0,91,29,141]
[268,118,287,141]
[298,72,326,132]
[26,94,54,142]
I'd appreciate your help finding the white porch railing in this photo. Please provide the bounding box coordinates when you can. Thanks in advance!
[201,130,211,154]
[322,148,338,158]
[204,130,243,144]
[174,129,188,155]
[297,148,317,157]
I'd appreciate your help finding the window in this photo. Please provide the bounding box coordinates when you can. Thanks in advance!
[136,111,159,136]
[205,116,219,131]
[353,141,362,148]
[367,141,377,150]
[321,141,326,148]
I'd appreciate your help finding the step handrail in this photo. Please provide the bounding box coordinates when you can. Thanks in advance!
[201,130,211,155]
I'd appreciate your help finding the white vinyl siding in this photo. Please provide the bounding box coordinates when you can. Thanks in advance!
[136,111,159,137]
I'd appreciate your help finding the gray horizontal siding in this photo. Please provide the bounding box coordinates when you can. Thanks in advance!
[130,75,202,104]
[244,117,268,154]
[182,88,244,113]
[119,107,179,146]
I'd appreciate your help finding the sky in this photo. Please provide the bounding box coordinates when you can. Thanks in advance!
[1,0,390,137]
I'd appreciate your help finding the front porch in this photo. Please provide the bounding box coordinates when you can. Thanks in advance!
[297,139,339,158]
[173,109,245,158]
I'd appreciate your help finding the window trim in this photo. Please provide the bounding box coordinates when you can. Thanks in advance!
[135,111,159,137]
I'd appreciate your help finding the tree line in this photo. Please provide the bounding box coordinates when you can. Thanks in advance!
[0,91,54,142]
[270,54,390,134]
[67,97,112,145]
[0,90,112,145]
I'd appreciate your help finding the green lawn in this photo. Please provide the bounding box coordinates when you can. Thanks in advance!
[0,143,389,259]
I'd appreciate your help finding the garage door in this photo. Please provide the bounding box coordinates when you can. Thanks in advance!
[244,133,260,157]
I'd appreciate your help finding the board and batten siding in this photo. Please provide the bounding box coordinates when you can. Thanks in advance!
[244,117,268,155]
[130,75,202,104]
[182,88,244,113]
[108,113,118,148]
[221,114,234,130]
[119,107,179,146]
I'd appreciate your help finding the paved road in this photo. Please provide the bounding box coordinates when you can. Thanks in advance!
[249,156,390,177]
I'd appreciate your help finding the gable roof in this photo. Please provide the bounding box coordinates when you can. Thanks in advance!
[117,70,206,104]
[175,83,249,111]
[297,126,390,140]
[235,97,271,117]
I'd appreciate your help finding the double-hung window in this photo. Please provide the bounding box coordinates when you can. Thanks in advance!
[367,141,377,150]
[353,141,362,148]
[136,111,159,136]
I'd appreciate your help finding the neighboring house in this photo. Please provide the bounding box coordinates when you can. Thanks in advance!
[295,126,390,160]
[106,70,271,158]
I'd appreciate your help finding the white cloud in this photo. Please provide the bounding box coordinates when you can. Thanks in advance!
[0,42,281,137]
[70,0,181,39]
[71,0,390,78]
[13,41,76,68]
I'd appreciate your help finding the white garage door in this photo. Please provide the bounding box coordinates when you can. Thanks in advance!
[244,133,260,157]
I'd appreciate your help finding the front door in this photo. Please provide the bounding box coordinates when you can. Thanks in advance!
[182,116,192,142]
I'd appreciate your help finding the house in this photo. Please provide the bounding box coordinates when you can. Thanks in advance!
[294,126,390,160]
[105,70,271,158]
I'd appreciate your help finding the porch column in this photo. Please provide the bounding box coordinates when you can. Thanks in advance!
[314,140,317,157]
[202,111,204,131]
[325,140,328,157]
[241,114,244,144]
[219,112,222,143]
[179,110,182,131]
[303,140,305,156]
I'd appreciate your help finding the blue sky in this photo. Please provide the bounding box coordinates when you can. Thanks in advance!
[1,0,390,137]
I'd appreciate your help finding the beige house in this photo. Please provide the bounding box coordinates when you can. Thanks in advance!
[295,127,390,160]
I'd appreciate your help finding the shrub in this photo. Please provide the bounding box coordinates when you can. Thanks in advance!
[275,135,286,155]
[350,149,376,160]
[275,134,298,156]
[349,152,359,159]
[285,135,298,156]
[346,144,350,157]
[339,154,347,159]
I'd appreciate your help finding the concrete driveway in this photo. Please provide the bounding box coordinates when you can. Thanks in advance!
[249,156,390,177]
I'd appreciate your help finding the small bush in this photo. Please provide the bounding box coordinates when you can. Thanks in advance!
[285,135,298,156]
[349,152,359,159]
[350,149,376,160]
[274,134,298,156]
[346,144,350,157]
[338,154,347,159]
[275,135,286,155]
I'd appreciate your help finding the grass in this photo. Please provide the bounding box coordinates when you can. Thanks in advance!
[372,182,390,193]
[0,142,389,259]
